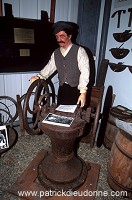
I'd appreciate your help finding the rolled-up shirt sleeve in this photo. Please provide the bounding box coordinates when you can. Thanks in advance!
[37,52,57,79]
[77,47,90,93]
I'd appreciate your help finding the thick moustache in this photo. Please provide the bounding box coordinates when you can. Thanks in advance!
[58,41,65,44]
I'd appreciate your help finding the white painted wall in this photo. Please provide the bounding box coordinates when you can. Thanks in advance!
[104,0,132,110]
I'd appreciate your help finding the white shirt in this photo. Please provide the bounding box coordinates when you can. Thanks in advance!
[38,44,90,93]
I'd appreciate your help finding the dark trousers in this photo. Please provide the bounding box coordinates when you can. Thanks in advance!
[57,83,80,105]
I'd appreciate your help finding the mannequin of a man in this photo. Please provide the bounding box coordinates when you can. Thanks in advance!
[30,21,90,107]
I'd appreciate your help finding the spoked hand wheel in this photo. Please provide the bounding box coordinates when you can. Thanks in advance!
[0,96,18,126]
[23,79,51,135]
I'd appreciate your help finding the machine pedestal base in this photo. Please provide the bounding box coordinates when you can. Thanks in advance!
[10,149,100,200]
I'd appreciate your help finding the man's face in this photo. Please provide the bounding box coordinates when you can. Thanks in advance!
[55,31,72,48]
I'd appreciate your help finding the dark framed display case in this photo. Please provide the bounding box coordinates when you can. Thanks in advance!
[0,9,58,73]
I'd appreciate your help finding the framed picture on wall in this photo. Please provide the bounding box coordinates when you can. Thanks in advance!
[0,125,9,150]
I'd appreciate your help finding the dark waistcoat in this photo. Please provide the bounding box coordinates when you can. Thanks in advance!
[54,44,80,87]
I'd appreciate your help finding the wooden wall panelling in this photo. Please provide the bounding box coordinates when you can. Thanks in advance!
[55,0,79,22]
[3,74,22,121]
[2,0,52,19]
[21,73,36,96]
[20,0,37,19]
[0,75,5,95]
[4,74,22,99]
[0,74,6,122]
[54,0,69,21]
[66,0,79,22]
[38,0,51,19]
[21,73,36,118]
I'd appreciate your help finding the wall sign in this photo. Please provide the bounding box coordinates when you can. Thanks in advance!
[14,28,35,44]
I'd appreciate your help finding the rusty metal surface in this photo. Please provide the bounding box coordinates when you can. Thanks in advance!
[40,103,91,139]
[38,155,89,191]
[22,79,51,135]
[9,149,100,200]
[18,79,93,136]
[15,79,103,192]
[18,78,102,149]
[37,103,91,191]
[16,79,57,135]
[81,86,104,147]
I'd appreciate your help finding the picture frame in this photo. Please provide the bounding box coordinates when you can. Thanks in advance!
[0,125,9,150]
[42,113,74,127]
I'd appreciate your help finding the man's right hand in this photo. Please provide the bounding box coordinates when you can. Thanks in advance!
[29,76,39,84]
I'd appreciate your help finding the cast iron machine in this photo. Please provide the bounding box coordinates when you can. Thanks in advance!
[18,79,92,191]
[17,78,104,148]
